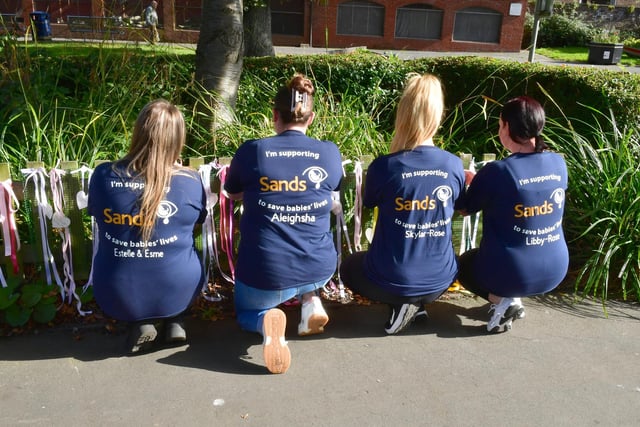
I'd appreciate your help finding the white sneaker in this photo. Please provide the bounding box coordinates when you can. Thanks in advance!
[298,296,329,336]
[513,298,526,319]
[487,297,525,333]
[262,308,291,374]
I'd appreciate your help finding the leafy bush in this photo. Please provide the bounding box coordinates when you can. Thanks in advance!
[537,13,595,47]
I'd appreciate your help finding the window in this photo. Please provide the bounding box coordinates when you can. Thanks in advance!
[337,1,384,37]
[395,4,443,40]
[174,0,202,29]
[453,7,502,44]
[271,0,304,36]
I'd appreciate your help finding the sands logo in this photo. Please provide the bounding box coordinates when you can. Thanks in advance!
[302,166,328,189]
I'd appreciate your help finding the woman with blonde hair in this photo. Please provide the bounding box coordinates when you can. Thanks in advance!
[88,99,206,354]
[225,73,342,374]
[340,73,465,334]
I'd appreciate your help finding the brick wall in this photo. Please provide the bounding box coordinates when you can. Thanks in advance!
[310,0,527,52]
[9,0,527,51]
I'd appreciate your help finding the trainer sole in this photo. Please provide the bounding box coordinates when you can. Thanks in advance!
[262,309,291,374]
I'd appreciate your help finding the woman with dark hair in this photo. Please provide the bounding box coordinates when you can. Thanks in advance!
[224,73,342,374]
[456,96,569,333]
[339,73,465,335]
[88,99,207,353]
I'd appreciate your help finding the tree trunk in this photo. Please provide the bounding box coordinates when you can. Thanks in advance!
[244,3,275,57]
[195,0,244,127]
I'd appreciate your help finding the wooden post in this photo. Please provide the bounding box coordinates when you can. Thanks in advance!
[0,163,10,181]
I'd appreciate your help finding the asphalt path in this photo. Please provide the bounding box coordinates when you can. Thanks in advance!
[1,292,639,426]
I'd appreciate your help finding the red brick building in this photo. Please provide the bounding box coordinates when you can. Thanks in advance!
[1,0,527,52]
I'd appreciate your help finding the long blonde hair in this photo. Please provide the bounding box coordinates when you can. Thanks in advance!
[390,73,444,153]
[123,99,186,242]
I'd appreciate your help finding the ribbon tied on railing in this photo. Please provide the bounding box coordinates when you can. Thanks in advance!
[0,178,21,287]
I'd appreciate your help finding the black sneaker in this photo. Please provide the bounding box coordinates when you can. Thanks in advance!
[384,303,421,334]
[126,322,157,354]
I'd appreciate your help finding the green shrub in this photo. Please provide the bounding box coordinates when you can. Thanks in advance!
[243,53,640,156]
[538,14,594,47]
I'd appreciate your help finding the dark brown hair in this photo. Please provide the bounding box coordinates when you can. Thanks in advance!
[501,96,549,152]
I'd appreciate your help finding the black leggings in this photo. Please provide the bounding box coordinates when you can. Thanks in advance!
[456,248,490,301]
[339,252,447,305]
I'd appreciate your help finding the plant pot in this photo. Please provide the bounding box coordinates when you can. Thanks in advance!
[587,42,623,65]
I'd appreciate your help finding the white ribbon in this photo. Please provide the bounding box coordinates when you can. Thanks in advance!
[331,159,356,304]
[49,167,90,315]
[69,165,96,310]
[21,167,65,297]
[352,160,364,252]
[460,157,483,255]
[70,165,93,209]
[198,162,227,301]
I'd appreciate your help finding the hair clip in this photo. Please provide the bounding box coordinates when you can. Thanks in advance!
[290,89,308,112]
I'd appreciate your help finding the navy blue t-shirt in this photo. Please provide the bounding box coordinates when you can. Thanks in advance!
[224,130,342,290]
[456,152,569,296]
[87,162,207,321]
[363,146,465,296]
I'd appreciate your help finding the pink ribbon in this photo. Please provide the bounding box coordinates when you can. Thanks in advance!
[216,165,235,281]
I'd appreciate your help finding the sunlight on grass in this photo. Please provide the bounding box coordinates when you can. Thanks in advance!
[537,46,640,66]
[22,40,196,56]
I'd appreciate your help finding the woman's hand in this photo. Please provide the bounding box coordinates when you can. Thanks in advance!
[464,170,476,186]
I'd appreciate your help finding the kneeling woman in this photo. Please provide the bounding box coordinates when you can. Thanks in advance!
[340,73,465,334]
[88,99,207,353]
[456,96,569,333]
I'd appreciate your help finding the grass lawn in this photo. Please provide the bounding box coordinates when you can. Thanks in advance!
[17,39,196,56]
[536,46,640,66]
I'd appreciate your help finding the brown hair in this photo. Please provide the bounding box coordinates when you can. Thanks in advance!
[121,99,187,242]
[273,73,315,124]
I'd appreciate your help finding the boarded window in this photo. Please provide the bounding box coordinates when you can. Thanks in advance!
[395,4,443,40]
[453,7,502,44]
[337,1,384,36]
[174,0,202,29]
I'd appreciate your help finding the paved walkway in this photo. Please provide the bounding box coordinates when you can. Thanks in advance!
[1,293,639,426]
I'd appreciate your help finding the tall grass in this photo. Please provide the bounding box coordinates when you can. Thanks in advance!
[545,107,640,306]
[0,39,202,171]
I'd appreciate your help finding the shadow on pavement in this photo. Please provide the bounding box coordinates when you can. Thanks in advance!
[156,298,493,374]
[531,292,640,320]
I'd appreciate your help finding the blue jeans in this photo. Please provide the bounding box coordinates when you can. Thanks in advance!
[234,276,332,334]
